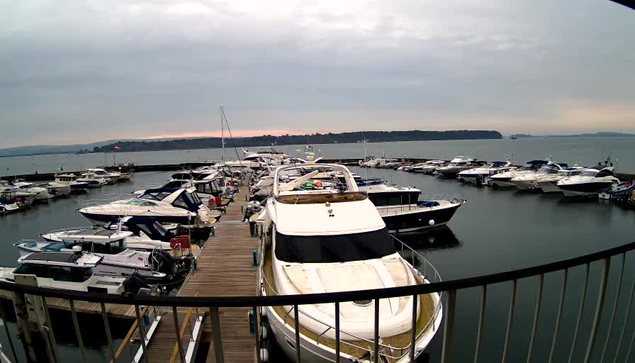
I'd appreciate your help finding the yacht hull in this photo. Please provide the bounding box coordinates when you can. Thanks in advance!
[379,202,463,234]
[537,181,561,193]
[80,211,192,225]
[265,296,442,363]
[558,182,616,197]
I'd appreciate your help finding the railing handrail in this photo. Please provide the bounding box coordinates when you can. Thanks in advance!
[2,240,635,307]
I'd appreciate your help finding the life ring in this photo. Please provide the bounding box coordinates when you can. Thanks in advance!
[170,238,181,249]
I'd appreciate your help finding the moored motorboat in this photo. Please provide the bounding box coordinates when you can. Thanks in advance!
[410,160,447,174]
[260,164,443,363]
[358,182,465,233]
[458,161,515,184]
[77,172,109,188]
[557,167,620,197]
[509,162,568,191]
[488,160,549,188]
[435,156,478,178]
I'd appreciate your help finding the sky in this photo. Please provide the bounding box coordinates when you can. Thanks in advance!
[0,0,634,148]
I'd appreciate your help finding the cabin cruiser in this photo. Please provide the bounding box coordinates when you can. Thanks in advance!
[509,162,568,191]
[10,181,51,203]
[411,160,448,174]
[557,167,620,197]
[86,168,125,183]
[535,167,585,193]
[79,187,217,226]
[77,171,109,188]
[260,164,443,363]
[457,161,515,184]
[0,252,130,294]
[40,217,174,250]
[359,156,380,168]
[359,182,465,233]
[435,156,477,178]
[54,173,90,192]
[135,178,231,206]
[0,199,24,215]
[488,160,549,188]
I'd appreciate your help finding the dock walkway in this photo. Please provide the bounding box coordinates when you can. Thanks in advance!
[144,187,259,363]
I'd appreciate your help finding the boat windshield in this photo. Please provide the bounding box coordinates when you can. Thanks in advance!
[275,228,396,263]
[127,199,157,206]
[580,170,598,177]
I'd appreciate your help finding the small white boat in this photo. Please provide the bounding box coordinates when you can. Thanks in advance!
[410,160,448,174]
[488,160,549,188]
[436,156,477,178]
[458,161,515,184]
[509,162,568,191]
[42,182,72,198]
[535,167,585,193]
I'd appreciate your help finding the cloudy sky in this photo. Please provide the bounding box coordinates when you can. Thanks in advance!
[0,0,633,147]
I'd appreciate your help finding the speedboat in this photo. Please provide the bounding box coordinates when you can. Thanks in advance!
[78,187,217,226]
[358,182,465,233]
[0,199,24,215]
[509,162,568,191]
[260,164,443,363]
[435,156,477,178]
[557,167,620,197]
[411,160,448,174]
[458,161,515,184]
[488,160,549,188]
[42,182,72,198]
[77,172,109,188]
[10,181,51,203]
[0,251,130,293]
[535,167,585,193]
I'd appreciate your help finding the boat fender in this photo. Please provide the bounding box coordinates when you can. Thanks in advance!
[170,238,181,250]
[259,348,269,362]
[429,219,435,226]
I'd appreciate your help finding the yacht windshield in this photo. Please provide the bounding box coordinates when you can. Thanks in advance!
[580,170,598,177]
[275,228,396,263]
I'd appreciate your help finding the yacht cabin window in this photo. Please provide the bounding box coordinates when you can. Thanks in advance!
[275,228,396,263]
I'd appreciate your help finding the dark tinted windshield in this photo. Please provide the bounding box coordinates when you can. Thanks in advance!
[275,228,396,263]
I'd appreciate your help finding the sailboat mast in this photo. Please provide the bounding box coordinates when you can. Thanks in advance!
[220,106,226,161]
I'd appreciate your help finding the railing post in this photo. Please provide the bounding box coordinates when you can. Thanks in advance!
[474,285,487,363]
[335,302,340,363]
[172,306,185,363]
[374,298,380,363]
[547,268,568,363]
[583,257,611,363]
[294,305,301,363]
[410,294,418,362]
[134,305,148,363]
[0,295,19,363]
[441,289,457,363]
[613,267,635,363]
[70,299,87,363]
[600,253,626,362]
[525,274,544,363]
[209,307,224,363]
[100,302,115,363]
[501,279,518,363]
[568,263,591,363]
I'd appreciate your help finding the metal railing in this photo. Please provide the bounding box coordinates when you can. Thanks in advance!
[0,240,635,362]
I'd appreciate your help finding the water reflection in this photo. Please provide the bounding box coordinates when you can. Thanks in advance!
[394,226,462,252]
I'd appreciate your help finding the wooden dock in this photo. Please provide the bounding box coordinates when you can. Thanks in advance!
[143,186,259,363]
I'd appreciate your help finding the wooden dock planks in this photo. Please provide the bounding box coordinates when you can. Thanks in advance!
[145,187,259,363]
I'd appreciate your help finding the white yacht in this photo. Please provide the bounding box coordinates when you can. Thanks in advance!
[9,181,52,203]
[54,173,90,192]
[86,168,123,183]
[0,252,128,293]
[78,187,216,226]
[535,167,585,193]
[435,156,476,178]
[557,167,620,197]
[260,164,442,363]
[77,172,109,188]
[410,160,447,174]
[509,162,568,191]
[488,160,549,188]
[457,161,515,184]
[42,181,72,198]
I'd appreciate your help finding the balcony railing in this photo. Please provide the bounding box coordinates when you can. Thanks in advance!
[0,239,634,362]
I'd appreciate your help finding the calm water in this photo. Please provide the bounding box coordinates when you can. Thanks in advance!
[0,154,634,362]
[2,137,635,175]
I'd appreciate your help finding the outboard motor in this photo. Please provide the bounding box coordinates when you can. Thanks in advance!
[150,249,177,276]
[123,273,151,295]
